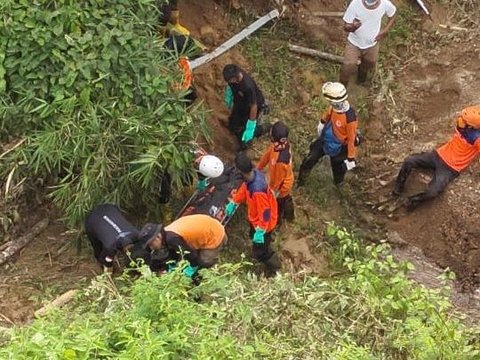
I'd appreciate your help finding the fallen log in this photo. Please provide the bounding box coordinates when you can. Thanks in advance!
[311,11,343,17]
[35,289,79,317]
[0,218,49,266]
[438,24,468,32]
[289,44,352,64]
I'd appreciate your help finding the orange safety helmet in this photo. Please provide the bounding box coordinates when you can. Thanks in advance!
[457,105,480,129]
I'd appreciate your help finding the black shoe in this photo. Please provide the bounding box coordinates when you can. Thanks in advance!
[263,253,281,277]
[406,194,423,211]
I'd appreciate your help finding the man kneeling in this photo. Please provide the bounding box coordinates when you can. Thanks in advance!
[140,214,226,280]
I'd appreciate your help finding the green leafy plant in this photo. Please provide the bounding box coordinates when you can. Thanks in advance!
[0,0,208,226]
[1,229,479,359]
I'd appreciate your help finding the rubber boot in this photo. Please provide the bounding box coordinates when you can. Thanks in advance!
[263,253,281,277]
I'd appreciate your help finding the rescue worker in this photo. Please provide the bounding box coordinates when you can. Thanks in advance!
[192,146,225,191]
[163,34,197,104]
[298,82,359,186]
[85,204,140,273]
[223,64,270,147]
[225,152,280,276]
[257,121,295,226]
[340,0,396,86]
[393,106,480,210]
[139,214,227,278]
[158,146,224,203]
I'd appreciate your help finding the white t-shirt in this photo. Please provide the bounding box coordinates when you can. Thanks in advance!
[343,0,397,49]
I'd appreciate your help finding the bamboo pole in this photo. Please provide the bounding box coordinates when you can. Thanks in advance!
[190,9,280,70]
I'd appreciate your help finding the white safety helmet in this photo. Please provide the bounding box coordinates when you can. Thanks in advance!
[198,155,224,178]
[322,82,348,103]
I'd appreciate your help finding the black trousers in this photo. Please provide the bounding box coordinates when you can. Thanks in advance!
[277,195,295,226]
[228,104,267,142]
[249,227,275,263]
[395,151,459,206]
[299,138,348,185]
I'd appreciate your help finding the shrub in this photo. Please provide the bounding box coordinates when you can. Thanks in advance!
[1,228,479,359]
[0,0,207,226]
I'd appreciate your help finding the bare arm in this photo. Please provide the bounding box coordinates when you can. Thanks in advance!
[375,14,396,41]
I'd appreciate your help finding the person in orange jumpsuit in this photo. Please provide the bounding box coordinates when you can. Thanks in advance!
[393,106,480,210]
[298,82,359,186]
[140,214,227,278]
[225,152,280,276]
[257,121,295,226]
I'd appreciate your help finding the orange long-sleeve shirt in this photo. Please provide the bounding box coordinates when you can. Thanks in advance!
[436,127,480,172]
[257,143,294,198]
[321,106,358,159]
[232,169,278,232]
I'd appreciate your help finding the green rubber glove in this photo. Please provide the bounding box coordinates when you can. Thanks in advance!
[224,85,233,109]
[183,265,199,278]
[225,201,238,217]
[252,227,266,244]
[196,178,207,191]
[241,119,256,143]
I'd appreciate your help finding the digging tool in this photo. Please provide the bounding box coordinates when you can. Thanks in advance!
[189,9,280,70]
[415,0,433,20]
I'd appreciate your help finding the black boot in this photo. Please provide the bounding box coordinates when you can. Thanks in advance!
[263,253,281,277]
[406,193,426,211]
[392,181,403,197]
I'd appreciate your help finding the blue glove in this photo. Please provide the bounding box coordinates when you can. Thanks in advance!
[241,119,256,143]
[225,201,238,217]
[183,265,199,278]
[252,228,266,244]
[224,85,233,109]
[196,178,207,191]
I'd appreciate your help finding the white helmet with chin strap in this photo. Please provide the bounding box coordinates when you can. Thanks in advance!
[322,82,348,103]
[198,155,224,178]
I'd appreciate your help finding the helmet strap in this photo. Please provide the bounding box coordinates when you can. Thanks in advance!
[331,100,350,113]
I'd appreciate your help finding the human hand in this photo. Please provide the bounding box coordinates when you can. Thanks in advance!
[344,159,356,171]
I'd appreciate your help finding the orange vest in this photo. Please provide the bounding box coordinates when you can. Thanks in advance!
[436,128,480,172]
[164,214,225,250]
[257,143,294,198]
[232,170,278,232]
[322,107,358,159]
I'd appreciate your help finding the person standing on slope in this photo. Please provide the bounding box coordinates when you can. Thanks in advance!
[340,0,396,86]
[298,82,360,186]
[257,121,295,227]
[225,152,280,276]
[393,106,480,210]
